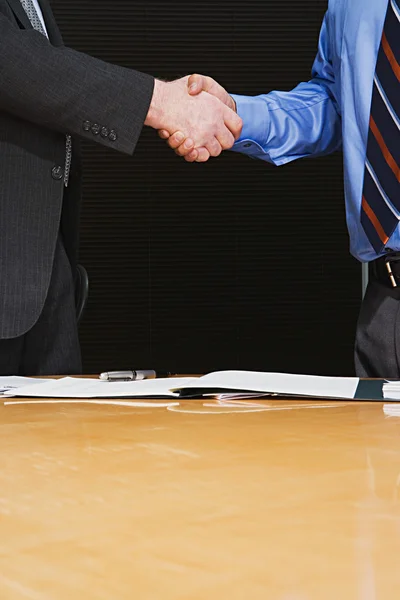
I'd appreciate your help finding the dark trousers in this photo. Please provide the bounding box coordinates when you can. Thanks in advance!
[0,236,82,375]
[355,273,400,378]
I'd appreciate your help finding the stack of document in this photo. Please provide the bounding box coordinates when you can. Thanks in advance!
[172,371,359,399]
[0,376,51,396]
[2,371,360,400]
[3,377,195,399]
[382,381,400,400]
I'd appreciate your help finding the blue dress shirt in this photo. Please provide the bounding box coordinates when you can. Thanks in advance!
[231,0,395,263]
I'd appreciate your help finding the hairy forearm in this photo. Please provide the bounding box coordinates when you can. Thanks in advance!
[144,79,167,129]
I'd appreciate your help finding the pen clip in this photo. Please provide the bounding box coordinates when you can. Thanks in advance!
[99,371,135,381]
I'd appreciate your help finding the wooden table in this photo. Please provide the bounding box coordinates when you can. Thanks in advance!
[1,395,400,599]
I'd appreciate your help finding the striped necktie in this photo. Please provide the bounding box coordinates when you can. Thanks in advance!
[361,0,400,254]
[19,0,72,188]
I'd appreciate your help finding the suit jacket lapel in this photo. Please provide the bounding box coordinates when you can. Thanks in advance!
[5,0,64,46]
[38,0,64,46]
[5,0,33,30]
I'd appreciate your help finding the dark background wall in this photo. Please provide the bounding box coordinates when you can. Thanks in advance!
[51,0,361,376]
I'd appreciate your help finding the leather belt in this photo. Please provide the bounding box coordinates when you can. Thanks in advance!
[371,252,400,288]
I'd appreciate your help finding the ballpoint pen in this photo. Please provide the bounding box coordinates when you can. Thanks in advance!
[99,370,173,381]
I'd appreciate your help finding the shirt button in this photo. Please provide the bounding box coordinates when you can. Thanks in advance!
[108,130,117,142]
[51,166,64,180]
[91,123,101,135]
[243,142,252,148]
[101,127,109,138]
[82,120,91,132]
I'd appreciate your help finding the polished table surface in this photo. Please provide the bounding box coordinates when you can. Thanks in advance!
[2,394,400,599]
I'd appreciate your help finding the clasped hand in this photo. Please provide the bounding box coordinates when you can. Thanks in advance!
[145,74,240,163]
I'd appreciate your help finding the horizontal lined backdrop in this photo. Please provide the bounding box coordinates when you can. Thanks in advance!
[51,0,361,376]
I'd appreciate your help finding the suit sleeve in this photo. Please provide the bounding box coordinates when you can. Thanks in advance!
[230,10,342,165]
[0,13,154,155]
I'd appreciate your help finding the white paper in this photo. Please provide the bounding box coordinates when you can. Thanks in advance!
[382,381,400,400]
[7,376,197,399]
[170,370,359,400]
[0,376,51,396]
[5,371,360,401]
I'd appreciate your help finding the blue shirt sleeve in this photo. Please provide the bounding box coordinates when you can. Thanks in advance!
[231,10,342,165]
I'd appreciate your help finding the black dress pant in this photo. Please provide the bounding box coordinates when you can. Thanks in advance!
[0,236,82,375]
[355,273,400,379]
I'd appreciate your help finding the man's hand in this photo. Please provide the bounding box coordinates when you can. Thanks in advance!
[145,76,241,159]
[187,73,236,111]
[158,74,237,163]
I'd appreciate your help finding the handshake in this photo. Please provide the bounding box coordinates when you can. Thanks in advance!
[145,74,241,163]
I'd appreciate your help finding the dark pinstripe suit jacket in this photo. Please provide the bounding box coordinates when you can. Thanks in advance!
[0,0,154,339]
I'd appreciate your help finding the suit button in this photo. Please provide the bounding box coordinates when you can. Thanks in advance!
[91,123,100,135]
[101,127,109,138]
[109,130,117,142]
[51,166,64,180]
[83,120,91,131]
